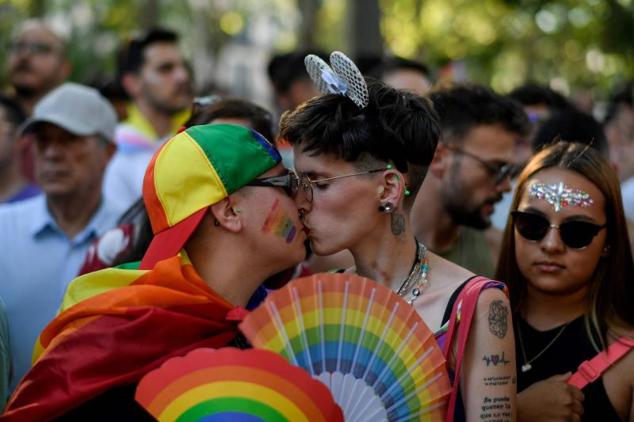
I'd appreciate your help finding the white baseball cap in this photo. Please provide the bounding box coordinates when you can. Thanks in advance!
[21,82,117,141]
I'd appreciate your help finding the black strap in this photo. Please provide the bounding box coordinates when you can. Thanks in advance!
[441,276,478,326]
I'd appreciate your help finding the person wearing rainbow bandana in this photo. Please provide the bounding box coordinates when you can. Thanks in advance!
[1,124,307,420]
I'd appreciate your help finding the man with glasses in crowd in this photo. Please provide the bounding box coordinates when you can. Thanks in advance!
[410,84,529,276]
[6,20,72,187]
[7,20,71,116]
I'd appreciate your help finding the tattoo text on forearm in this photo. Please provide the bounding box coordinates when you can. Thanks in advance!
[482,375,513,387]
[480,395,512,421]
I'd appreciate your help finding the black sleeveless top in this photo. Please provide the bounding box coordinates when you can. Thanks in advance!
[515,315,621,421]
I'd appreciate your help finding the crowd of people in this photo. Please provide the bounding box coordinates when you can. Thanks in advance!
[0,19,632,421]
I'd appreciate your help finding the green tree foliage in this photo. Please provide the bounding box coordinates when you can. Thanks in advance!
[1,0,631,98]
[379,0,633,95]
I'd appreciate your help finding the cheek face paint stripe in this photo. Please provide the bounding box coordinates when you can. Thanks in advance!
[261,198,298,243]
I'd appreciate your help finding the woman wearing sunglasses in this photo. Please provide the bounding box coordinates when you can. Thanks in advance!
[496,141,634,421]
[280,52,517,421]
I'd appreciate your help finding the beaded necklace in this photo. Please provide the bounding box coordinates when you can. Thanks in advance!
[395,239,430,305]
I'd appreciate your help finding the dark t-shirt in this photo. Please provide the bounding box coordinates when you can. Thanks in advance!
[56,383,153,421]
[515,316,621,421]
[437,227,495,278]
[54,334,248,420]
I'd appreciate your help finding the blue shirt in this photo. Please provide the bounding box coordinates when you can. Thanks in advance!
[3,184,40,204]
[0,195,124,390]
[0,297,9,411]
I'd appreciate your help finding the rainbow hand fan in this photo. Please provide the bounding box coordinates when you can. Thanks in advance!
[239,273,451,421]
[135,347,343,422]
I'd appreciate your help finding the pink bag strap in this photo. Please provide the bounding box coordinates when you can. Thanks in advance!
[442,276,504,422]
[567,334,634,389]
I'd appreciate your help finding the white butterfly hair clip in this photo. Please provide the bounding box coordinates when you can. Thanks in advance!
[304,51,369,109]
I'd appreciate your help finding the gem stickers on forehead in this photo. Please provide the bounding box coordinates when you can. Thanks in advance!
[528,182,593,212]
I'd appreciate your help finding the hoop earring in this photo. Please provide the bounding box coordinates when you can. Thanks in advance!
[378,202,394,213]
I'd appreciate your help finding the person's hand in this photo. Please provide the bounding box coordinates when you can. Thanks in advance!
[518,373,584,421]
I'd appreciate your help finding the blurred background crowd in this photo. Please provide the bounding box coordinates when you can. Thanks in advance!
[0,0,632,114]
[0,0,632,416]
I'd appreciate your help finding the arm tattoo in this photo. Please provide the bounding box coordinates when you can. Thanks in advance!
[390,212,405,235]
[488,300,508,339]
[482,351,510,366]
[483,375,512,386]
[480,395,512,421]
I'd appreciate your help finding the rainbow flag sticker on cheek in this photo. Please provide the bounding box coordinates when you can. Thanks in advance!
[261,199,297,243]
[135,347,343,422]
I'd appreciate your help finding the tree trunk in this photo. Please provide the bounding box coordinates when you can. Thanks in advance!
[28,0,46,17]
[347,0,383,58]
[298,0,320,49]
[139,0,160,30]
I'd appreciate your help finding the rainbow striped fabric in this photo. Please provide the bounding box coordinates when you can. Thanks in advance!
[1,255,244,421]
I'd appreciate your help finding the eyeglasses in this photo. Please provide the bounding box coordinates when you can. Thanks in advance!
[295,168,386,203]
[445,144,517,184]
[9,41,57,56]
[246,172,299,197]
[511,211,607,249]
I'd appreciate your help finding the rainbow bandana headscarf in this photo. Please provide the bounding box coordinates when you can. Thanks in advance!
[141,124,281,269]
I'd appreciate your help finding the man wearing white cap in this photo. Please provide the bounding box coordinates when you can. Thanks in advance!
[0,82,125,390]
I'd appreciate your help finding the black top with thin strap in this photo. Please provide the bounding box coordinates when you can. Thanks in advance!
[515,315,621,421]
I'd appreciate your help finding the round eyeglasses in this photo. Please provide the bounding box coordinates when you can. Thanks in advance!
[294,168,387,203]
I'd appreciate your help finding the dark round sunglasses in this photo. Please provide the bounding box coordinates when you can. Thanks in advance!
[511,211,606,249]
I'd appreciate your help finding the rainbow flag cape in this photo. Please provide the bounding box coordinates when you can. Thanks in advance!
[1,255,243,421]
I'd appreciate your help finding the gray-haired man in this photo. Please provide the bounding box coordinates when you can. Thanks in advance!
[0,83,124,389]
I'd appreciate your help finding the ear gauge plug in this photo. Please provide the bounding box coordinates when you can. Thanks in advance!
[378,202,394,213]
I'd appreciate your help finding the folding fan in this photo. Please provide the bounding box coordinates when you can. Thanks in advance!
[239,273,451,421]
[135,347,344,422]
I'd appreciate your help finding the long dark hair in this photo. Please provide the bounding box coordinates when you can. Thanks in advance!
[495,141,634,349]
